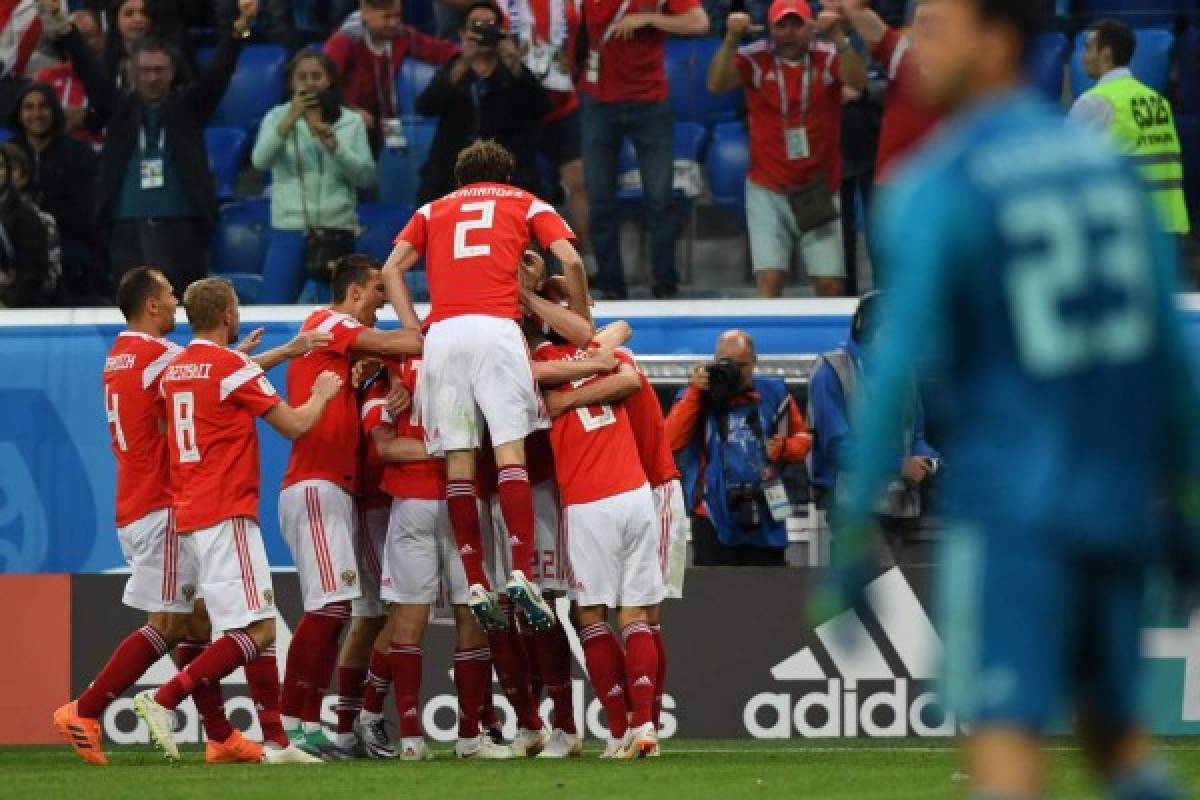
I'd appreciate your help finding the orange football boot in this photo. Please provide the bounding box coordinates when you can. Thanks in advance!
[205,729,265,764]
[53,702,107,765]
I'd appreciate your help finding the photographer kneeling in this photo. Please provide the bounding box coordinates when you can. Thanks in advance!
[666,330,812,566]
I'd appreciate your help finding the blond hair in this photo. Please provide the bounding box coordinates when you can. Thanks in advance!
[183,277,236,331]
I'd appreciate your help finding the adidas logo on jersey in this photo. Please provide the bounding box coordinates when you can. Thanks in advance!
[743,568,960,738]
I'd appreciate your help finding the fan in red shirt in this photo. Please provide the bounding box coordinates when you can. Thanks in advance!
[276,255,422,758]
[383,139,587,636]
[131,276,346,765]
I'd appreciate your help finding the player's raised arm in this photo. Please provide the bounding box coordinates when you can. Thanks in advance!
[520,287,593,348]
[546,237,591,325]
[591,320,633,350]
[262,370,345,440]
[352,327,425,357]
[543,362,642,417]
[532,347,618,387]
[382,239,423,331]
[250,329,335,371]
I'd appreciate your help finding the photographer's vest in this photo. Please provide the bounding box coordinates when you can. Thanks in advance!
[1086,75,1190,234]
[677,377,792,548]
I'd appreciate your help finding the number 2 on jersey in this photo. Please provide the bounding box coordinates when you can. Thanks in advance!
[172,392,201,463]
[453,201,495,260]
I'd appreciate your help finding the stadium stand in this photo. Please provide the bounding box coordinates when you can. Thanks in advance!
[197,44,289,135]
[395,58,439,119]
[211,197,271,301]
[205,126,250,201]
[1069,26,1175,97]
[1027,32,1070,102]
[377,119,438,207]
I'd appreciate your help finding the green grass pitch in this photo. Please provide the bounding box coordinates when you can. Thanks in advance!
[5,739,1200,799]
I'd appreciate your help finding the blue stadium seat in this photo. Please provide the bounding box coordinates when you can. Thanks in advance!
[212,198,271,293]
[616,122,707,201]
[1069,28,1173,99]
[356,202,415,262]
[667,36,741,124]
[205,126,248,201]
[1026,32,1068,103]
[1073,0,1182,29]
[1178,27,1200,117]
[377,119,438,207]
[706,121,749,210]
[395,59,439,118]
[198,44,288,134]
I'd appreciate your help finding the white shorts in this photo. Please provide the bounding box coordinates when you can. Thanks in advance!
[179,517,275,632]
[117,508,197,614]
[563,484,667,609]
[418,315,547,455]
[745,179,845,278]
[279,480,362,611]
[380,498,470,606]
[652,480,688,600]
[352,506,390,618]
[487,480,568,592]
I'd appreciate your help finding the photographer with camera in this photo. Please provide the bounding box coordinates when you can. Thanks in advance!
[413,0,551,205]
[666,330,811,566]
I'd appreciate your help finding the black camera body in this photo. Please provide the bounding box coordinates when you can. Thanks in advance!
[726,484,762,531]
[705,357,743,403]
[471,20,506,46]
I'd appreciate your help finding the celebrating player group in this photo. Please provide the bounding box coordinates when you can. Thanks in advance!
[55,139,686,766]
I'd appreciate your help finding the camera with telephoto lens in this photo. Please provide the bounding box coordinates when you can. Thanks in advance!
[705,357,743,403]
[726,484,762,531]
[470,19,506,46]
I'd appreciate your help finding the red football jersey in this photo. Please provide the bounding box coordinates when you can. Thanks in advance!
[395,183,575,325]
[579,0,701,104]
[358,380,391,512]
[373,357,447,501]
[282,309,367,493]
[614,348,678,486]
[161,340,281,533]
[103,332,181,527]
[872,28,943,182]
[534,342,647,506]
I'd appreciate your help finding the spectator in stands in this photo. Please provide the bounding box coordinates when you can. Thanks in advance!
[1070,18,1191,241]
[49,0,260,292]
[707,1,866,298]
[252,51,376,303]
[498,0,590,256]
[0,0,43,123]
[414,1,550,204]
[808,291,939,553]
[8,82,99,302]
[0,147,52,308]
[666,329,811,567]
[215,0,300,52]
[578,0,708,300]
[102,0,170,90]
[33,7,106,147]
[1,142,62,301]
[324,0,459,153]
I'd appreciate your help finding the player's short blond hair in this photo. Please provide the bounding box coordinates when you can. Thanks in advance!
[454,139,515,187]
[183,277,236,331]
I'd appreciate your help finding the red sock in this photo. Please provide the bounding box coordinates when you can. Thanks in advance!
[335,666,366,735]
[520,629,544,701]
[488,617,541,731]
[245,645,288,747]
[362,649,392,715]
[650,624,667,729]
[532,623,576,735]
[579,622,628,739]
[176,640,233,743]
[453,647,491,739]
[281,606,348,722]
[481,691,500,731]
[77,625,169,718]
[447,480,489,588]
[497,466,535,577]
[388,643,423,738]
[621,622,658,728]
[155,631,258,710]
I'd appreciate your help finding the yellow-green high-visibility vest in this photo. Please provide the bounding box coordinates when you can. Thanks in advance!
[1087,74,1191,234]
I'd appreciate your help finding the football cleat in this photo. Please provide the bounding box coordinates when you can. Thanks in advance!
[262,743,323,764]
[205,729,265,764]
[455,734,515,759]
[325,734,367,761]
[621,722,658,759]
[467,584,509,633]
[599,737,627,759]
[535,729,582,759]
[299,727,341,761]
[485,725,508,746]
[133,689,180,761]
[53,701,107,766]
[510,727,547,757]
[356,714,398,759]
[505,570,556,631]
[398,737,434,761]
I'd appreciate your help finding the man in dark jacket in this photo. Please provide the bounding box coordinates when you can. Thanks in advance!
[9,82,100,302]
[47,0,259,292]
[414,0,549,205]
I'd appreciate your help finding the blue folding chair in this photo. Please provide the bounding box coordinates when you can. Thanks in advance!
[1025,32,1068,104]
[205,126,249,201]
[395,59,439,118]
[356,202,415,262]
[667,36,742,124]
[706,121,748,211]
[377,119,438,207]
[198,44,288,134]
[212,198,271,301]
[1069,28,1174,98]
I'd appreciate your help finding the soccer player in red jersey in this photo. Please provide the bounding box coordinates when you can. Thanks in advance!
[532,338,667,759]
[382,139,587,635]
[133,277,345,763]
[276,256,423,757]
[55,268,328,766]
[365,358,515,760]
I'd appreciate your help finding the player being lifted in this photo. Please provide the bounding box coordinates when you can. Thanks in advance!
[132,277,344,763]
[382,139,587,633]
[56,267,329,766]
[277,256,423,757]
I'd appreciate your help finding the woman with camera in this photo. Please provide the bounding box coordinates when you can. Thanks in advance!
[253,51,376,303]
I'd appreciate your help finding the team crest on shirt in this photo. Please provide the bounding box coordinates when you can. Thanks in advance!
[342,570,358,588]
[180,584,196,602]
[263,588,275,607]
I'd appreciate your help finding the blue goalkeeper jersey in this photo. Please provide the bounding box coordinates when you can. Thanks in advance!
[847,90,1199,557]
